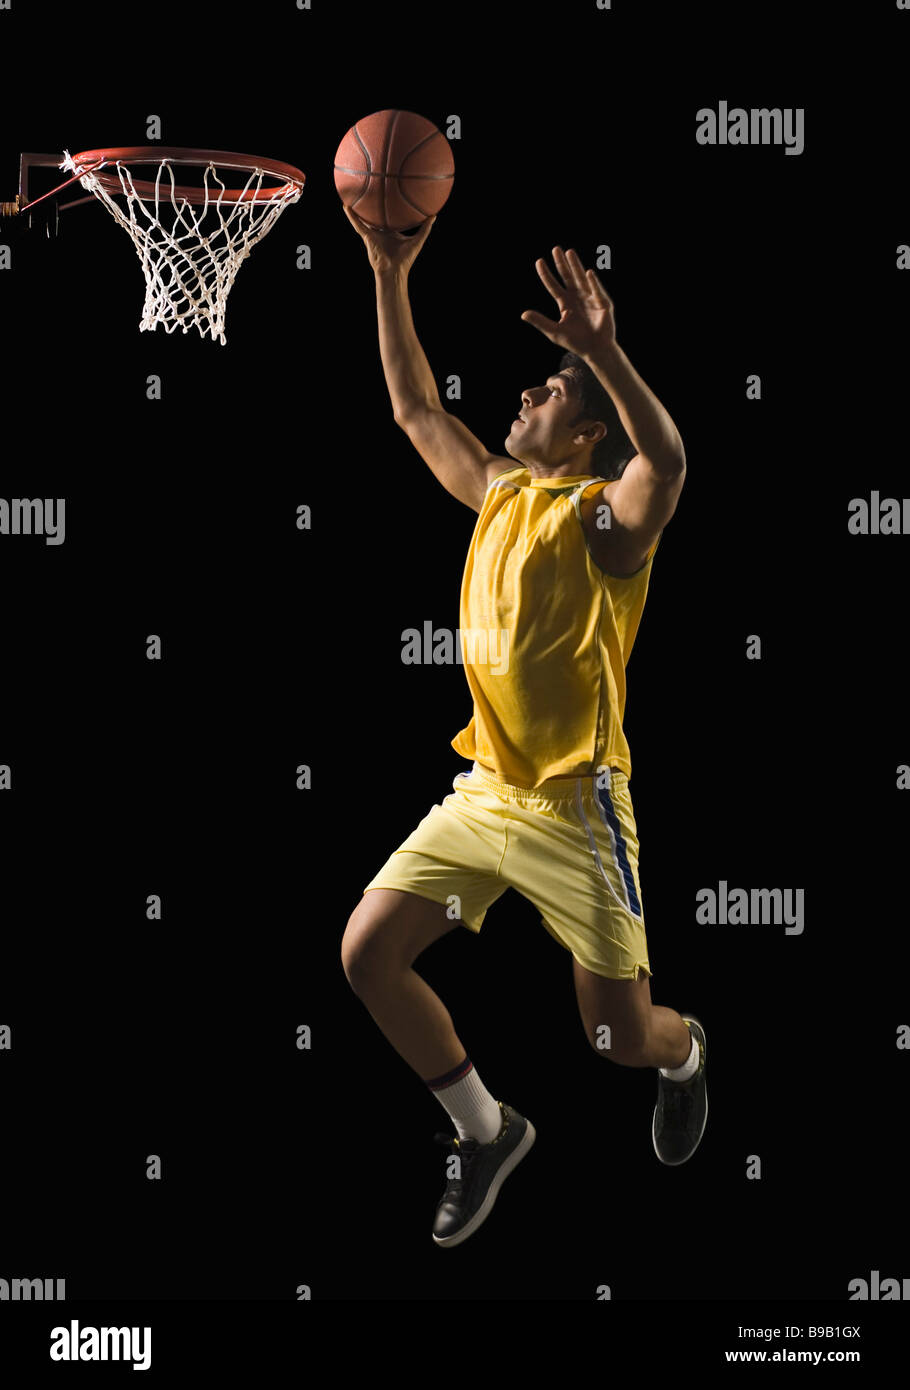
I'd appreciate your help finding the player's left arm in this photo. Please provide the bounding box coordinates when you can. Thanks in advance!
[521,247,686,566]
[586,341,686,561]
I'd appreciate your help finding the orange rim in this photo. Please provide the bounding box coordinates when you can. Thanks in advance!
[68,146,305,204]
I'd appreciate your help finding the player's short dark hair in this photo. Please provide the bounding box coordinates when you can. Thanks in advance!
[559,351,637,480]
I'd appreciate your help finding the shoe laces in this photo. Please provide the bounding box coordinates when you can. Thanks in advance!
[433,1132,480,1194]
[661,1049,703,1118]
[662,1078,693,1121]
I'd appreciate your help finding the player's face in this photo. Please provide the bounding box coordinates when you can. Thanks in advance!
[505,371,590,466]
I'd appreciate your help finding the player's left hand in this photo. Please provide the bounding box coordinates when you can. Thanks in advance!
[520,247,617,358]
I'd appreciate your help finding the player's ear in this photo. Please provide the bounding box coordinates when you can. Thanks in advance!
[574,422,607,446]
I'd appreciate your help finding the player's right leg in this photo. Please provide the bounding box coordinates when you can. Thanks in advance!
[341,888,467,1080]
[342,777,536,1246]
[342,886,535,1249]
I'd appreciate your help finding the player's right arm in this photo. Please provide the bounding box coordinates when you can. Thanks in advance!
[345,205,511,513]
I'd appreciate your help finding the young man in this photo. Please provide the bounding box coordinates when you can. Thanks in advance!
[340,207,707,1248]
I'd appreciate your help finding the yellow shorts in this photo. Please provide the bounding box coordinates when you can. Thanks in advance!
[363,762,651,982]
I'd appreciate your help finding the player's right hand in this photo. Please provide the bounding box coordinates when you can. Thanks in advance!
[343,204,436,275]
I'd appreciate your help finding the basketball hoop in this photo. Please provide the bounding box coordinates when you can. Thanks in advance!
[58,146,306,344]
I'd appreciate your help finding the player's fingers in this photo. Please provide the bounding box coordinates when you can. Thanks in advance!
[585,267,612,304]
[535,257,567,305]
[343,204,369,235]
[554,246,582,291]
[521,309,559,339]
[565,248,590,289]
[412,214,437,247]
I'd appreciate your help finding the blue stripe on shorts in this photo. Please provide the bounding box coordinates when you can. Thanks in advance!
[596,784,642,918]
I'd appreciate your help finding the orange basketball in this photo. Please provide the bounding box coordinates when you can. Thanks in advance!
[334,109,455,232]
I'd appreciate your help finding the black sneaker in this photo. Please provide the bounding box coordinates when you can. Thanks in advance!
[652,1015,707,1165]
[432,1101,536,1247]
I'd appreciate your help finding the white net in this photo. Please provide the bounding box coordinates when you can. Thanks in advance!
[60,151,302,344]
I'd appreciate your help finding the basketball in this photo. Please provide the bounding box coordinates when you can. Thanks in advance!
[333,109,454,232]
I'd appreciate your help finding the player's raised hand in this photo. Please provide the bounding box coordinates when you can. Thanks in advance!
[344,204,436,276]
[521,247,617,358]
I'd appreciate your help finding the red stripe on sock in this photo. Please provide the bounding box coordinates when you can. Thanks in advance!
[425,1057,474,1091]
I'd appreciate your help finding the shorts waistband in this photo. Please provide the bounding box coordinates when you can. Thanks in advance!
[466,761,627,802]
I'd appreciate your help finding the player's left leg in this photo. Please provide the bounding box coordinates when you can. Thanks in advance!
[571,959,690,1069]
[571,960,708,1165]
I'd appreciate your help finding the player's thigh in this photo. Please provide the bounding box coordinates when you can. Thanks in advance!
[341,888,460,987]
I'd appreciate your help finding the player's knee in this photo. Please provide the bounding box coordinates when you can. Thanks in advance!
[590,1021,650,1066]
[340,915,373,993]
[341,900,396,994]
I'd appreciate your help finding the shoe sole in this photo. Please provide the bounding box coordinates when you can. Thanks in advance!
[652,1015,707,1166]
[432,1120,537,1248]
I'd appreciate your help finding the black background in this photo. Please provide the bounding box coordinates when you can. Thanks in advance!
[1,0,907,1335]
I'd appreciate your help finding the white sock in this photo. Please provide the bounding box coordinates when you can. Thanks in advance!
[425,1057,503,1144]
[659,1027,700,1082]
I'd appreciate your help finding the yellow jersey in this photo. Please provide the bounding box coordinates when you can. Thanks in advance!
[451,466,660,787]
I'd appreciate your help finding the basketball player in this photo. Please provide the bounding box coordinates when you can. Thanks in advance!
[341,206,707,1248]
